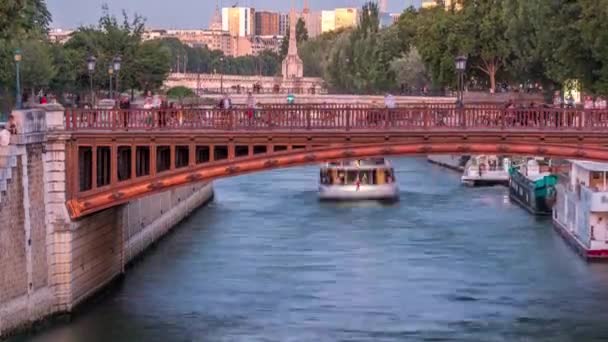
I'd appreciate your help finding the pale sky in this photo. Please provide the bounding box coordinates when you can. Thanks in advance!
[47,0,422,29]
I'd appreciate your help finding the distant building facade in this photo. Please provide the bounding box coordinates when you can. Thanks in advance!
[334,8,358,31]
[222,7,255,37]
[143,29,233,56]
[321,10,336,33]
[48,29,74,44]
[279,13,290,37]
[255,11,280,36]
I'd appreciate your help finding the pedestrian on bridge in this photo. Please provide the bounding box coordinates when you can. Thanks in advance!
[246,92,255,125]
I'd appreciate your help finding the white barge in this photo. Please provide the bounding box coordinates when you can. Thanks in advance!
[553,161,608,260]
[319,158,399,201]
[461,155,511,186]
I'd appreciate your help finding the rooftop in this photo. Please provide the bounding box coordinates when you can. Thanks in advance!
[570,160,608,172]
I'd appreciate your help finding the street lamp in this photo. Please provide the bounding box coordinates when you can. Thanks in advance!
[87,55,97,106]
[113,56,122,100]
[14,49,22,109]
[108,64,114,99]
[455,55,467,108]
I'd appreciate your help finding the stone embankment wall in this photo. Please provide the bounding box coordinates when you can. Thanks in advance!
[0,106,214,337]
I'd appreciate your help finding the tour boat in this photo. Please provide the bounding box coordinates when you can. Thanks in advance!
[461,155,511,186]
[508,159,558,216]
[553,161,608,260]
[318,158,399,201]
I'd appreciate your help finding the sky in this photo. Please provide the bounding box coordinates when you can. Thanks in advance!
[46,0,423,29]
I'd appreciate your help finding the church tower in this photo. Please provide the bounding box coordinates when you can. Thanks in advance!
[209,0,222,30]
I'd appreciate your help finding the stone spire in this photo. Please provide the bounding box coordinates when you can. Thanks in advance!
[209,0,222,30]
[287,6,298,56]
[281,1,304,79]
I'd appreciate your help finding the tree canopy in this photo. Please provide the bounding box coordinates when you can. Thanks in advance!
[304,0,608,96]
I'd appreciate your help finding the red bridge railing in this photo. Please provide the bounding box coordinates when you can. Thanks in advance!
[64,105,608,132]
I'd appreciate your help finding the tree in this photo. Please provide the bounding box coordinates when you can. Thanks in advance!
[20,39,56,98]
[166,86,195,99]
[390,48,430,90]
[459,0,511,92]
[131,40,171,92]
[279,18,308,59]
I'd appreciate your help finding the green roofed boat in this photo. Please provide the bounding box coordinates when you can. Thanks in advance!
[508,159,558,216]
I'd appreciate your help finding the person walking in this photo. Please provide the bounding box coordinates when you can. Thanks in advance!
[246,92,255,126]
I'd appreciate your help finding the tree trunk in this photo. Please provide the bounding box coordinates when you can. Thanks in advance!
[488,61,497,94]
[489,70,496,94]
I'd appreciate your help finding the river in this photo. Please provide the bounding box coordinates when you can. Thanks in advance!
[11,158,608,342]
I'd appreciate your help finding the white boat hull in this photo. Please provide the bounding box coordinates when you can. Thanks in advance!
[318,184,399,200]
[461,171,510,186]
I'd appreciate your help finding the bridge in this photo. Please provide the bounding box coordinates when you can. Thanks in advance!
[3,101,608,336]
[62,103,608,218]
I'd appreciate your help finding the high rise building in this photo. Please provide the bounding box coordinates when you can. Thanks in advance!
[321,10,335,33]
[222,7,255,37]
[279,13,290,36]
[255,11,280,36]
[334,8,358,31]
[304,11,322,38]
[421,0,463,10]
[302,0,322,38]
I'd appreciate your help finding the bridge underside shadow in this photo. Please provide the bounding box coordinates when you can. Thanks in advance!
[66,141,608,219]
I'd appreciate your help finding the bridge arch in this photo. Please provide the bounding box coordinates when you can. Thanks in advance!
[66,141,608,219]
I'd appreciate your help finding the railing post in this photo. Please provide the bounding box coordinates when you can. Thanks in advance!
[344,105,350,131]
[384,108,389,129]
[229,109,235,130]
[306,107,311,130]
[112,109,117,130]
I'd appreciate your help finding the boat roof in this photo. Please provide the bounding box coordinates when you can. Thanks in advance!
[569,160,608,172]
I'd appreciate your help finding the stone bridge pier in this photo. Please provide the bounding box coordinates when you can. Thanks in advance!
[0,105,214,337]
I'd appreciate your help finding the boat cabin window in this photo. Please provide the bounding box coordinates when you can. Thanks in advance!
[320,169,331,185]
[590,171,608,191]
[321,169,382,185]
[385,169,395,183]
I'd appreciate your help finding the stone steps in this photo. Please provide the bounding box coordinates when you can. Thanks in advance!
[0,145,18,204]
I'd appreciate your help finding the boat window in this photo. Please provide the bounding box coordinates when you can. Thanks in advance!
[320,169,331,185]
[385,169,395,183]
[359,171,372,185]
[346,170,359,185]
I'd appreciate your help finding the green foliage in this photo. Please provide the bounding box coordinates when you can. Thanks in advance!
[0,0,51,111]
[166,86,195,99]
[158,39,281,76]
[130,40,171,92]
[390,48,429,89]
[20,39,56,92]
[310,1,413,93]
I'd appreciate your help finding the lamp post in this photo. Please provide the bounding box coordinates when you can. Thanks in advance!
[454,55,467,108]
[14,49,22,109]
[87,55,97,106]
[113,56,122,100]
[108,64,114,99]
